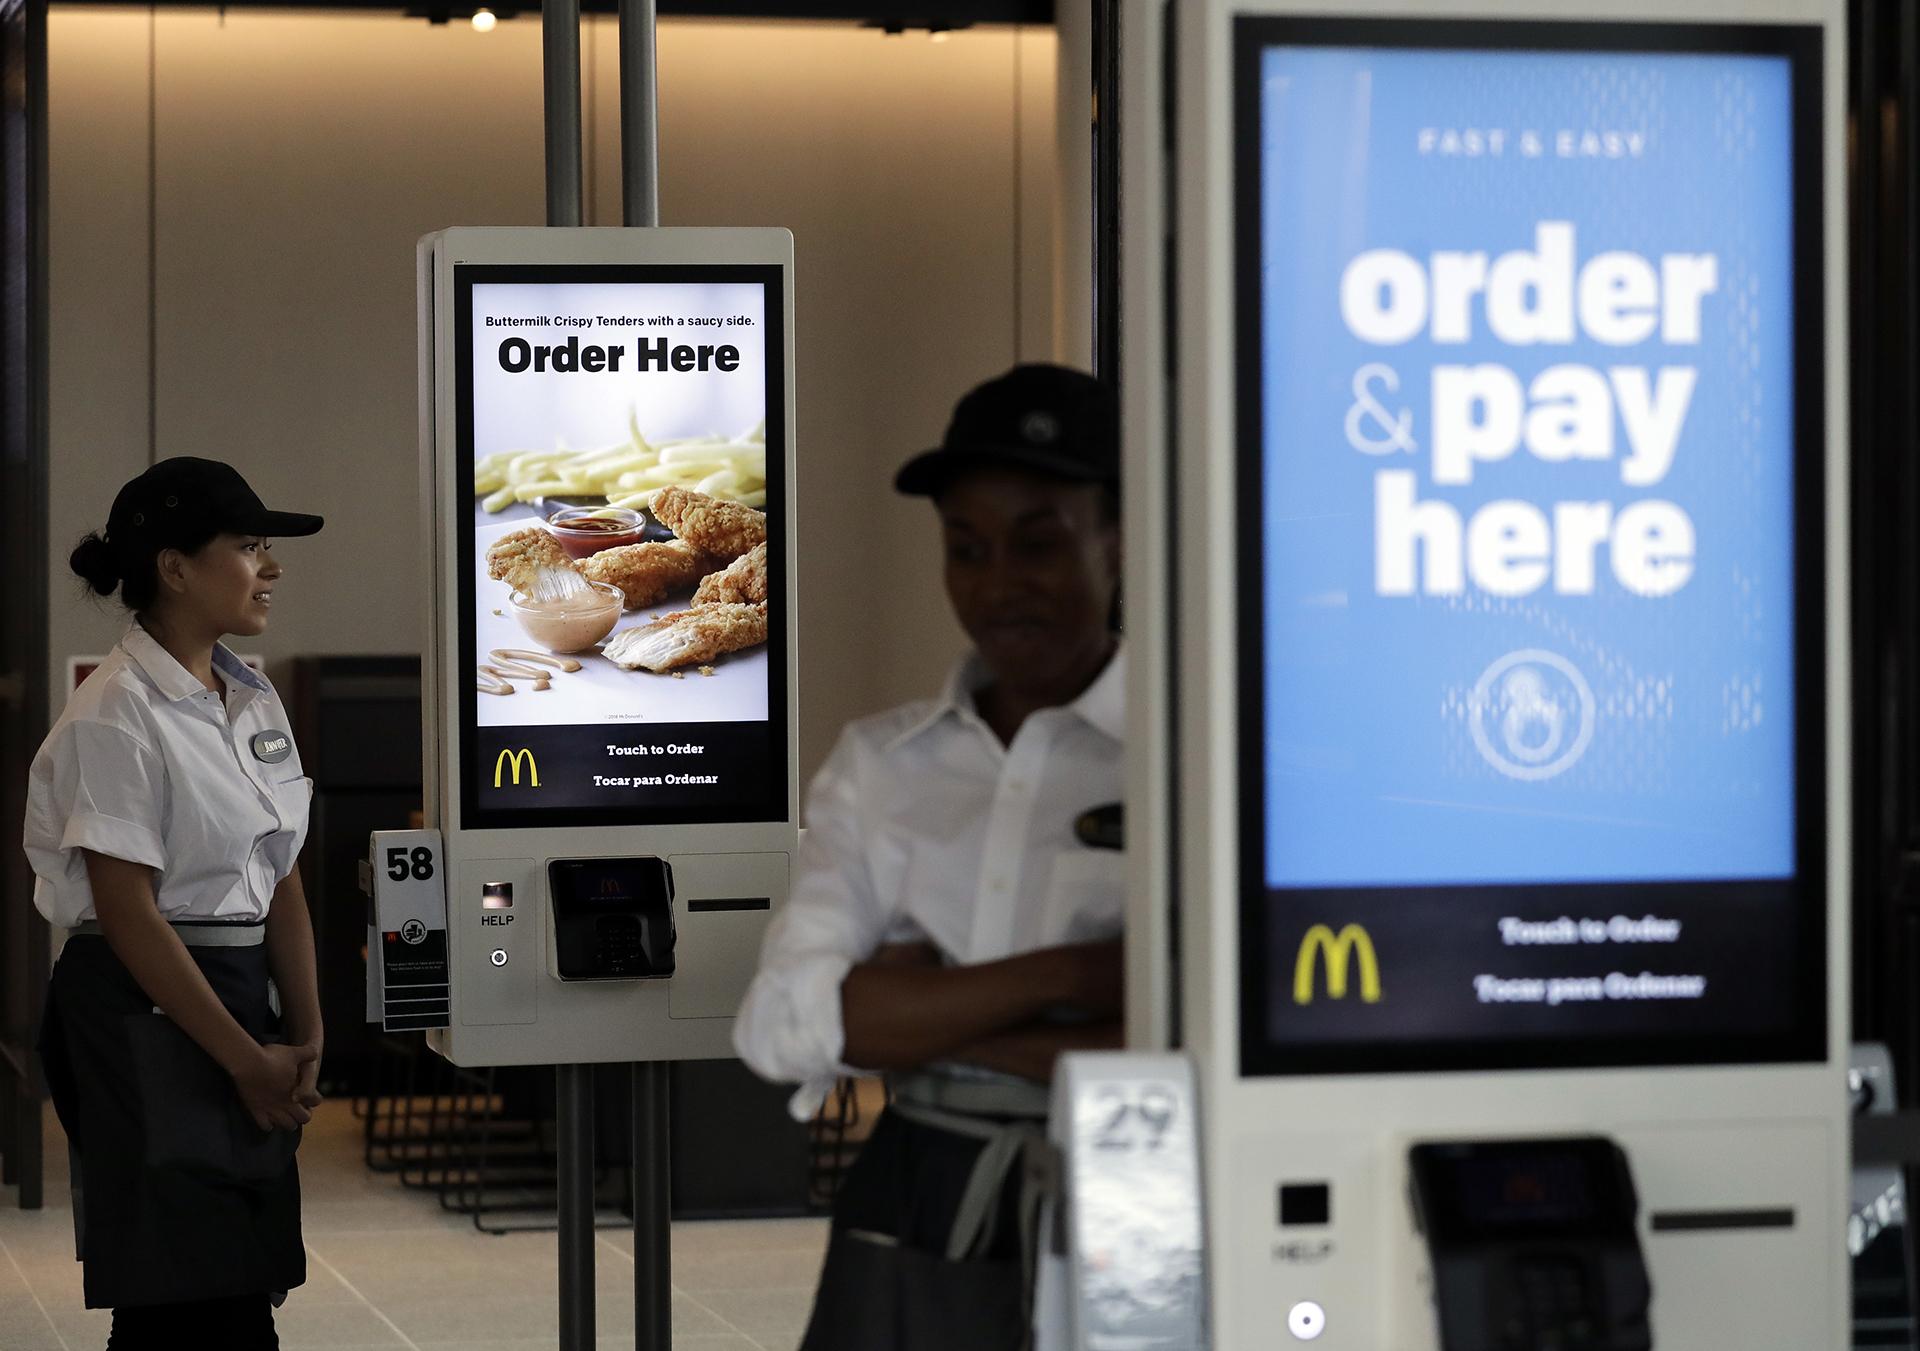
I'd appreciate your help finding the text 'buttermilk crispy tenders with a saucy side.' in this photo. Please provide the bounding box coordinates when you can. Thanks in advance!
[477,488,774,692]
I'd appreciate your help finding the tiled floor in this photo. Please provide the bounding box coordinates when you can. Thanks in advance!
[0,1101,827,1351]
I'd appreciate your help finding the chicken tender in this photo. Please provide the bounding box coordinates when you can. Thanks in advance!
[652,486,767,561]
[581,540,712,609]
[692,541,769,606]
[486,527,586,600]
[602,602,767,673]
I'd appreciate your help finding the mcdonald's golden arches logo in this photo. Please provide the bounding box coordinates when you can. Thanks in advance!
[493,747,540,789]
[1293,924,1382,1005]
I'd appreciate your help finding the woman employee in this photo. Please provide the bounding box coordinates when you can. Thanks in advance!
[735,365,1126,1350]
[25,457,326,1350]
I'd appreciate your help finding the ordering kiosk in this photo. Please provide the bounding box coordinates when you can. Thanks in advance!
[1053,3,1852,1349]
[390,226,797,1065]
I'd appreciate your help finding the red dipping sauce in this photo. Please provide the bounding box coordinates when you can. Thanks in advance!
[547,507,646,559]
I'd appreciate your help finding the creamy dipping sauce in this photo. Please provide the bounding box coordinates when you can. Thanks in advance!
[509,582,621,653]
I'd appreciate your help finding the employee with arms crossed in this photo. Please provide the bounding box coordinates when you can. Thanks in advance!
[736,365,1125,1350]
[26,459,325,1350]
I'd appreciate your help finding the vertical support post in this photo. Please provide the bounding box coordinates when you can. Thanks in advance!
[544,0,583,229]
[543,3,591,1347]
[1053,0,1096,369]
[556,1063,597,1350]
[632,1062,672,1349]
[1091,0,1122,384]
[619,0,659,228]
[617,6,671,1344]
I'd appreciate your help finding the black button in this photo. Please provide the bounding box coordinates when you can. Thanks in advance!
[1280,1182,1331,1227]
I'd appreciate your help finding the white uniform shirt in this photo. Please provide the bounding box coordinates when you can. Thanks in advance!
[24,624,313,928]
[734,650,1126,1118]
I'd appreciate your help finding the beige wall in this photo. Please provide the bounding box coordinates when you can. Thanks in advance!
[48,9,1058,786]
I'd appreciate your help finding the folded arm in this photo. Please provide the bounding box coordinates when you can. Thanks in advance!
[839,939,1122,1074]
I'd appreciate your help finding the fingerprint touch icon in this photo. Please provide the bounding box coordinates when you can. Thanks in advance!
[1468,650,1596,782]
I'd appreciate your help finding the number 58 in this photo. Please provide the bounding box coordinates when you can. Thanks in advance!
[386,846,435,882]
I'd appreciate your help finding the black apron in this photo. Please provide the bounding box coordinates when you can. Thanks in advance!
[800,1071,1051,1351]
[38,929,306,1310]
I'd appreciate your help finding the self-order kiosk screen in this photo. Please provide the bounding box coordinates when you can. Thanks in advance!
[456,265,788,830]
[1235,21,1826,1075]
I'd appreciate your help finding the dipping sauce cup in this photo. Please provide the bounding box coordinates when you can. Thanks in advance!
[507,580,623,653]
[548,506,646,559]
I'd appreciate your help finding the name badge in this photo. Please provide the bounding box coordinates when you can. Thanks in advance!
[1075,802,1123,850]
[251,730,293,764]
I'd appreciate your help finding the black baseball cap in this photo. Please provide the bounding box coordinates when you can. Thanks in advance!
[895,364,1118,497]
[107,457,324,546]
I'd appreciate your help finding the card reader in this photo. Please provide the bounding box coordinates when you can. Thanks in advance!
[548,856,676,981]
[1409,1137,1652,1351]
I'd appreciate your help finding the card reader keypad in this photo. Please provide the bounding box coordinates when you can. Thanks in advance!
[1515,1256,1595,1346]
[594,915,652,976]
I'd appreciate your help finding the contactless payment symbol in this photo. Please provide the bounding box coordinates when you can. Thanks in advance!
[400,918,427,946]
[1468,650,1596,782]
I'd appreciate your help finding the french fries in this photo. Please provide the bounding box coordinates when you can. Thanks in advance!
[475,414,767,514]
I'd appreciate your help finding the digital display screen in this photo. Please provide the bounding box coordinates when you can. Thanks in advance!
[456,264,788,830]
[1234,20,1826,1075]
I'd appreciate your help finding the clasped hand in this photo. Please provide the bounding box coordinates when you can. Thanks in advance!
[232,1041,324,1132]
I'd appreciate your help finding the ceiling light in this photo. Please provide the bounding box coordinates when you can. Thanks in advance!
[471,7,497,32]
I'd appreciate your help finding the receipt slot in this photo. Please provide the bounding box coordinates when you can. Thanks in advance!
[549,857,675,981]
[414,225,797,1066]
[1109,1,1854,1348]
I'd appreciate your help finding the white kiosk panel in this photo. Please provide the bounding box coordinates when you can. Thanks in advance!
[416,227,798,1067]
[1124,3,1851,1347]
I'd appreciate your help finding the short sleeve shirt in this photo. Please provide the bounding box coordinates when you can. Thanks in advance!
[24,625,313,928]
[733,649,1126,1118]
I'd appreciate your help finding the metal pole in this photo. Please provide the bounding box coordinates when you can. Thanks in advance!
[543,2,591,1346]
[617,4,671,1344]
[557,1064,596,1350]
[544,0,584,228]
[632,1062,672,1349]
[619,0,660,227]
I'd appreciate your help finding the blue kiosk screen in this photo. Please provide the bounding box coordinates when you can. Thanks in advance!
[1235,21,1826,1075]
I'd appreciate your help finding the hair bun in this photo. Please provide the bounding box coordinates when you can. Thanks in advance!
[69,533,122,596]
